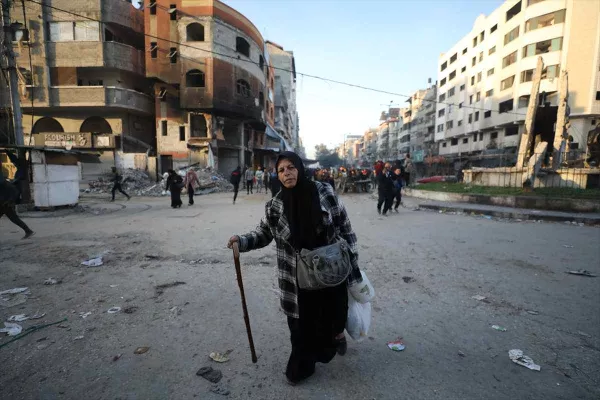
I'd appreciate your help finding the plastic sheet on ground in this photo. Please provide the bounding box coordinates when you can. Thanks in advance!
[509,349,541,371]
[0,322,23,336]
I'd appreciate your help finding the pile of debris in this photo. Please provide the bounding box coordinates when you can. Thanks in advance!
[86,167,232,197]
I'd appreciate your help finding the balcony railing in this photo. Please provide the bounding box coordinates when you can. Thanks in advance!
[45,86,153,114]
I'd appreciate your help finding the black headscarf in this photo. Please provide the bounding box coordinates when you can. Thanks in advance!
[276,151,326,251]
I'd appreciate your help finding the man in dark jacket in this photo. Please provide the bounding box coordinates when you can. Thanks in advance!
[1,178,34,239]
[110,167,130,202]
[230,166,242,204]
[377,162,394,216]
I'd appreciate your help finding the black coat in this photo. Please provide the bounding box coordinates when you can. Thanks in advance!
[377,171,394,194]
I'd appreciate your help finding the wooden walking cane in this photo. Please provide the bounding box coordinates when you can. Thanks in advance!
[232,242,258,363]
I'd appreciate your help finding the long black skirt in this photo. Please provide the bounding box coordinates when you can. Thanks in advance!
[170,188,182,208]
[286,283,348,383]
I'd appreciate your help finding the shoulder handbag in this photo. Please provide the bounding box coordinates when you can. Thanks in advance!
[296,239,352,290]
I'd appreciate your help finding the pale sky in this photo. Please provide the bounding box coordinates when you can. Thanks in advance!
[136,0,504,157]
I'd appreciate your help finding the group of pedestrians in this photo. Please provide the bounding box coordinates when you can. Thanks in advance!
[376,162,404,216]
[233,166,280,200]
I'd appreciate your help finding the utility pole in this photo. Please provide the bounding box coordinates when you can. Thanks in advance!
[2,0,24,146]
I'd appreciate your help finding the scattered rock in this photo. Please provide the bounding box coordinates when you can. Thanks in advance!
[155,281,186,296]
[123,306,139,314]
[402,276,415,283]
[134,347,150,354]
[44,278,61,285]
[210,385,230,396]
[197,366,223,383]
[113,354,123,362]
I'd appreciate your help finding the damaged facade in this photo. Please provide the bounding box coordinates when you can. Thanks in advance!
[434,0,600,167]
[5,0,155,181]
[145,0,292,175]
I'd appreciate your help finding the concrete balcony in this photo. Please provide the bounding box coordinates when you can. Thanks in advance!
[49,0,144,33]
[44,86,153,115]
[47,42,145,76]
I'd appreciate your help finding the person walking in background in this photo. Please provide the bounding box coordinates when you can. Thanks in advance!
[255,167,264,194]
[270,167,280,197]
[183,168,201,206]
[263,167,270,194]
[230,166,242,204]
[245,166,255,194]
[392,167,403,212]
[377,162,394,216]
[404,153,413,187]
[0,176,34,239]
[165,169,183,208]
[110,167,130,202]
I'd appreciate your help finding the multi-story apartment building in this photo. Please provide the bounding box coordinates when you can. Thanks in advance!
[403,85,437,162]
[145,0,277,174]
[266,41,298,152]
[6,0,154,178]
[435,0,600,163]
[359,129,378,166]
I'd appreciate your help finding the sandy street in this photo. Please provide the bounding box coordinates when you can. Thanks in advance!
[1,191,599,400]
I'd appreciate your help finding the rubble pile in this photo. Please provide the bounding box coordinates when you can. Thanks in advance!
[86,167,232,196]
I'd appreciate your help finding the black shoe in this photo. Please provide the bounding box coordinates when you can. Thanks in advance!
[127,196,131,201]
[22,231,35,240]
[377,209,381,215]
[335,336,347,356]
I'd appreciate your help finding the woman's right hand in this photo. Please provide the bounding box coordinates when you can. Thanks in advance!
[227,235,239,249]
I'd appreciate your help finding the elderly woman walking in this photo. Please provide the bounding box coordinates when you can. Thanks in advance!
[227,151,362,385]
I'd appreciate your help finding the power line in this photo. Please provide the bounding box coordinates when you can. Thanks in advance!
[25,0,528,119]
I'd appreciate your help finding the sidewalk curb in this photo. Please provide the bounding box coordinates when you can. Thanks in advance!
[418,203,600,225]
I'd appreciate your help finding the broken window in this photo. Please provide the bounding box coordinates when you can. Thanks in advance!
[504,26,519,45]
[502,51,518,68]
[437,124,444,133]
[438,108,445,117]
[169,5,177,21]
[439,93,446,102]
[501,75,515,90]
[490,24,498,34]
[506,1,522,22]
[150,42,158,59]
[499,99,514,113]
[522,37,562,57]
[458,120,463,126]
[236,37,250,57]
[441,61,448,72]
[505,126,518,136]
[161,120,167,136]
[474,111,480,121]
[518,95,530,108]
[440,77,446,87]
[451,138,458,146]
[525,9,565,32]
[186,23,205,41]
[491,131,498,139]
[169,47,178,64]
[450,53,457,64]
[186,70,205,87]
[179,126,185,141]
[149,1,156,15]
[473,133,478,142]
[236,79,251,97]
[449,70,456,80]
[446,120,453,129]
[489,46,496,55]
[158,87,167,102]
[463,138,468,144]
[484,110,492,118]
[442,142,447,148]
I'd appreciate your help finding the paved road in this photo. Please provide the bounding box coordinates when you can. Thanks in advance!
[1,192,599,399]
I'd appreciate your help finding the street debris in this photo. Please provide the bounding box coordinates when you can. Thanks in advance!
[402,276,415,283]
[113,353,123,362]
[107,307,121,314]
[210,350,232,363]
[7,314,28,322]
[87,167,233,197]
[0,287,30,308]
[387,338,406,351]
[109,285,118,288]
[44,278,60,285]
[74,335,84,340]
[0,287,29,295]
[491,325,507,332]
[196,366,223,383]
[458,350,466,357]
[155,281,186,296]
[577,331,592,338]
[210,385,230,396]
[508,349,541,371]
[526,310,539,315]
[123,306,138,314]
[79,312,92,319]
[565,270,596,277]
[81,257,104,267]
[472,295,487,301]
[145,254,160,260]
[134,347,150,354]
[0,322,23,336]
[562,245,574,248]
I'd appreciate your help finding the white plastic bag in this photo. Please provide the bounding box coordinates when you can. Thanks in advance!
[345,294,371,341]
[349,271,375,304]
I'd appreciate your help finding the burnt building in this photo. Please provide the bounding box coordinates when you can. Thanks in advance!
[144,0,278,174]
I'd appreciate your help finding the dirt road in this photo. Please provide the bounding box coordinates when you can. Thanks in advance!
[1,192,599,399]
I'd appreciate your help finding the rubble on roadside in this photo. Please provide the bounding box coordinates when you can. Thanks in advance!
[85,167,233,197]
